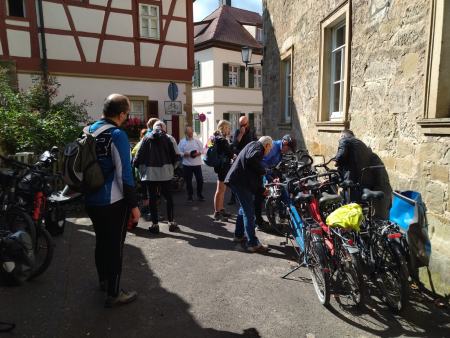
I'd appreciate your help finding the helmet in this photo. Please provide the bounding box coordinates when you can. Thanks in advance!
[282,134,297,152]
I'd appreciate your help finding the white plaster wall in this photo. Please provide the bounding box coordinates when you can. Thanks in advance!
[90,0,108,6]
[192,106,214,143]
[7,30,31,57]
[160,45,187,69]
[192,88,214,105]
[45,34,80,61]
[5,19,30,27]
[173,0,186,17]
[106,13,133,37]
[100,40,134,65]
[194,48,214,87]
[166,21,187,43]
[79,37,99,62]
[42,1,70,30]
[69,6,104,33]
[162,0,171,15]
[214,87,262,105]
[243,25,256,39]
[18,74,187,121]
[140,42,159,67]
[111,0,132,10]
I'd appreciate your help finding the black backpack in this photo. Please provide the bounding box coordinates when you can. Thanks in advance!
[62,124,115,193]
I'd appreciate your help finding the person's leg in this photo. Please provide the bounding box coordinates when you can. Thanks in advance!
[254,191,264,224]
[231,186,245,239]
[233,187,258,247]
[193,165,204,198]
[148,181,159,225]
[86,206,108,287]
[214,180,225,212]
[160,181,174,223]
[183,165,194,199]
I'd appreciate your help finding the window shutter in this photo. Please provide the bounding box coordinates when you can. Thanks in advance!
[223,63,229,86]
[248,67,254,88]
[194,61,200,87]
[197,61,201,87]
[239,66,245,88]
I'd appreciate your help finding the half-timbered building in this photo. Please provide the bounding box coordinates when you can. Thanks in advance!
[0,0,195,140]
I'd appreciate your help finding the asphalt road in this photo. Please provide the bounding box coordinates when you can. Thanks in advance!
[1,167,449,338]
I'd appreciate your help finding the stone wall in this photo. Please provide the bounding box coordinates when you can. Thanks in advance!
[263,0,450,294]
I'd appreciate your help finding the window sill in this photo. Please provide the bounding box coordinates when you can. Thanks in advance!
[418,118,450,136]
[315,120,348,133]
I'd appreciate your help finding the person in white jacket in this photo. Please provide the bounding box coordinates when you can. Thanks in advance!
[178,126,205,201]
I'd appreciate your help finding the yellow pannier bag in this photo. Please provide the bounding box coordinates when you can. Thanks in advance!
[326,203,363,232]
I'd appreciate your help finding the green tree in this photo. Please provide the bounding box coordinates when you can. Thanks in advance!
[0,70,91,154]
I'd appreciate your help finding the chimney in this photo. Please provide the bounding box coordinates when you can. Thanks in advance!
[219,0,232,6]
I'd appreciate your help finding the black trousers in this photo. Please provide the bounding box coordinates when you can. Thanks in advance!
[183,165,203,197]
[143,181,174,224]
[86,199,129,297]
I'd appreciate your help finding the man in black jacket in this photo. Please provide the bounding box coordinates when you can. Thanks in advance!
[225,136,273,253]
[334,130,392,218]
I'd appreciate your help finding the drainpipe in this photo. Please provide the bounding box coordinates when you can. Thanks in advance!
[36,0,50,111]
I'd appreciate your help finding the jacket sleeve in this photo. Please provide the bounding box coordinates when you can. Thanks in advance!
[334,138,349,167]
[133,137,146,167]
[111,129,138,208]
[231,129,240,152]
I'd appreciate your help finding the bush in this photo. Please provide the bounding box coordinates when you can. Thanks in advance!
[0,70,91,154]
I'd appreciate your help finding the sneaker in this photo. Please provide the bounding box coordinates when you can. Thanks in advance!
[214,211,227,221]
[169,221,179,232]
[233,235,247,242]
[255,219,270,231]
[220,209,232,218]
[148,224,160,234]
[187,196,193,202]
[197,195,205,202]
[104,289,138,308]
[247,243,270,253]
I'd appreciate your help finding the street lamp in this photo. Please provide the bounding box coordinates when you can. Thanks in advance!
[241,46,263,70]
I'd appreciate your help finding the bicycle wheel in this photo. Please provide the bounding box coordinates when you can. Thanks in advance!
[337,248,365,308]
[379,241,409,313]
[308,234,331,306]
[28,225,54,280]
[4,208,36,244]
[264,197,285,234]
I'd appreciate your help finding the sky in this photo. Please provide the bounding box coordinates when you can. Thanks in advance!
[193,0,262,22]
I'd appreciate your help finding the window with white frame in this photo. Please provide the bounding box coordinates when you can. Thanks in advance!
[129,100,145,123]
[256,28,263,43]
[329,22,345,120]
[140,4,160,39]
[254,68,262,89]
[228,65,239,87]
[7,0,25,18]
[281,54,292,123]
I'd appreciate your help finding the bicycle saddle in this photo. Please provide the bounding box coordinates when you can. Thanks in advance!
[319,192,342,206]
[294,192,313,203]
[304,179,320,190]
[361,188,384,201]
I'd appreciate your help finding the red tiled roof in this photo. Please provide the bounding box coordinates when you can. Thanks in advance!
[194,5,262,50]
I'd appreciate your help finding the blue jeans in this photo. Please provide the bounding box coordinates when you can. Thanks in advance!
[230,185,259,247]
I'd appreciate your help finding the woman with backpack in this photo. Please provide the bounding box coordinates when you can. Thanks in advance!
[211,120,234,221]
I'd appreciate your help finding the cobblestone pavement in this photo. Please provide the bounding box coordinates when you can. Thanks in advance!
[1,166,449,337]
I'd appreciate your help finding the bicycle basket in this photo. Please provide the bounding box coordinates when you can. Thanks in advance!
[326,203,363,232]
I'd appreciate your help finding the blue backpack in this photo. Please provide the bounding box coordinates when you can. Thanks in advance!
[203,141,224,168]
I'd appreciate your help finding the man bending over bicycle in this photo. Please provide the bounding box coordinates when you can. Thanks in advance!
[333,129,392,219]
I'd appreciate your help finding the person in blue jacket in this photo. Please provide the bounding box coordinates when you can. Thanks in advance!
[85,94,140,308]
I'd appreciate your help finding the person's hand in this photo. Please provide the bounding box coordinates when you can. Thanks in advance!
[273,177,280,183]
[184,152,190,157]
[232,154,237,160]
[263,188,270,197]
[239,126,246,134]
[130,207,141,223]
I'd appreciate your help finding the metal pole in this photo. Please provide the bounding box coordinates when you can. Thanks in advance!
[36,0,50,111]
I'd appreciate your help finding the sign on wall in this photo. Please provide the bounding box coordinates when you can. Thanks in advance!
[168,82,179,101]
[164,101,182,115]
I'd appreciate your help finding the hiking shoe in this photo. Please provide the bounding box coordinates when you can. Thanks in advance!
[247,243,270,254]
[148,224,160,234]
[169,222,179,232]
[220,209,232,217]
[255,219,270,231]
[214,211,227,221]
[197,195,205,202]
[233,235,247,243]
[104,289,138,308]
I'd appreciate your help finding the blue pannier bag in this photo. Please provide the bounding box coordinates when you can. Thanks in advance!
[203,143,223,168]
[389,190,431,268]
